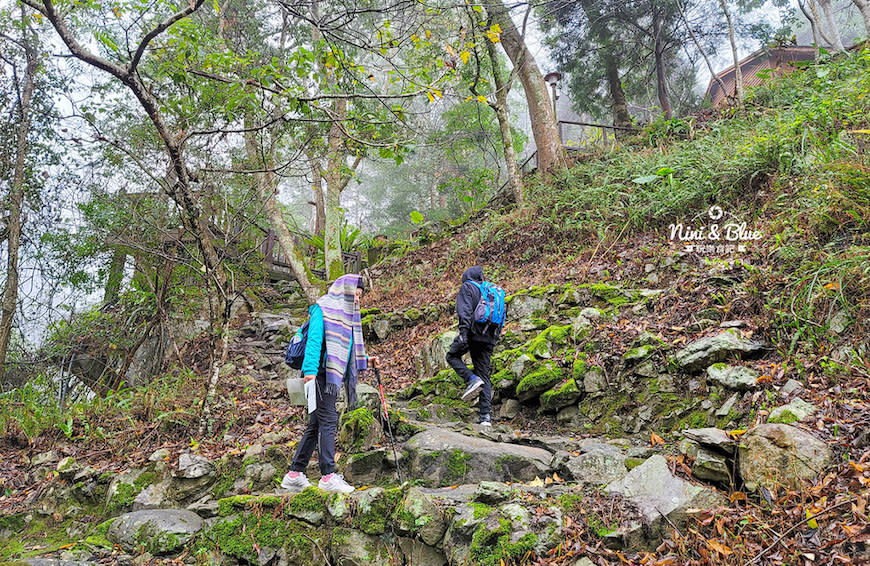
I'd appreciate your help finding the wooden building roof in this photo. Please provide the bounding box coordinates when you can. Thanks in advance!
[706,46,817,107]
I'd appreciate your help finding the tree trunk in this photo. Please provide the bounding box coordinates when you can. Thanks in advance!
[807,0,837,50]
[853,0,870,36]
[489,1,566,176]
[578,0,632,135]
[307,148,326,235]
[485,37,523,203]
[221,15,318,304]
[719,0,743,101]
[103,247,127,305]
[819,0,846,51]
[323,98,348,281]
[244,121,319,304]
[0,11,37,380]
[652,11,673,119]
[799,0,822,59]
[603,51,632,135]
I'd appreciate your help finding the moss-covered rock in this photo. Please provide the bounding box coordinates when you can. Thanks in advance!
[105,468,158,516]
[286,487,329,525]
[515,361,564,402]
[396,487,447,546]
[338,407,382,453]
[539,378,581,412]
[352,486,405,535]
[197,513,328,565]
[767,398,817,424]
[524,325,573,359]
[581,282,637,308]
[623,345,655,362]
[468,516,539,566]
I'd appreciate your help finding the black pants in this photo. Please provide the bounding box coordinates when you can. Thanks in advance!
[290,375,339,476]
[446,336,494,416]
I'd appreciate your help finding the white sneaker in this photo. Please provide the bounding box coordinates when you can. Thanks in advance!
[280,472,311,492]
[461,376,484,402]
[318,473,355,493]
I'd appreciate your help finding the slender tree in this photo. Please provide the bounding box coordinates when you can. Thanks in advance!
[487,0,566,176]
[719,0,744,101]
[0,7,38,379]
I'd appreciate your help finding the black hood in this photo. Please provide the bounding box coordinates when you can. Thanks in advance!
[461,266,484,283]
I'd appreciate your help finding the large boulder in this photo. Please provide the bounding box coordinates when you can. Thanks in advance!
[415,331,459,380]
[605,455,726,549]
[395,487,447,546]
[405,428,553,486]
[515,361,564,403]
[674,330,764,372]
[539,378,581,412]
[767,398,818,424]
[507,293,550,321]
[552,449,628,485]
[705,364,759,390]
[107,509,203,555]
[738,424,831,492]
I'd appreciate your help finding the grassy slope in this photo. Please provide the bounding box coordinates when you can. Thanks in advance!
[369,46,870,378]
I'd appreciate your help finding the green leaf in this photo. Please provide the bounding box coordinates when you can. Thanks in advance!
[632,175,660,185]
[410,210,424,224]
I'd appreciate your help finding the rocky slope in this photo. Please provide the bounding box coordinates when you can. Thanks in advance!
[2,270,862,565]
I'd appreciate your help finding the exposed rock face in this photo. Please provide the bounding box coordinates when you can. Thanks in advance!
[396,488,447,546]
[107,509,203,555]
[605,455,726,549]
[552,449,628,485]
[415,331,458,380]
[674,330,764,371]
[738,424,831,492]
[692,448,731,484]
[507,294,550,321]
[404,428,553,486]
[705,364,759,390]
[682,428,737,455]
[767,398,818,424]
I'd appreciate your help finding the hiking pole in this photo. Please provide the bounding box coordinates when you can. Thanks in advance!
[374,366,403,483]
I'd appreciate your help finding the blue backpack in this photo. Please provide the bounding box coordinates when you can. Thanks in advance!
[469,280,506,327]
[284,321,310,369]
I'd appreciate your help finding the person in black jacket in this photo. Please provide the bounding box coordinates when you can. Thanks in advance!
[446,266,501,426]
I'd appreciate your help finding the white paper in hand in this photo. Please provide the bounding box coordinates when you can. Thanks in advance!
[305,379,317,414]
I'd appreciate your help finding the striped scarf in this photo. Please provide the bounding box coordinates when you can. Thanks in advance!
[316,274,368,389]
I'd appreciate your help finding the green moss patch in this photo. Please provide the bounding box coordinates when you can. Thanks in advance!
[516,361,564,400]
[539,378,581,412]
[469,517,538,566]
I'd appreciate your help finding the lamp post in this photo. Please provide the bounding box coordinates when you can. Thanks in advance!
[543,71,561,116]
[544,71,562,144]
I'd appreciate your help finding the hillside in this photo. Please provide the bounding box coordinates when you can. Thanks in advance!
[1,48,869,565]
